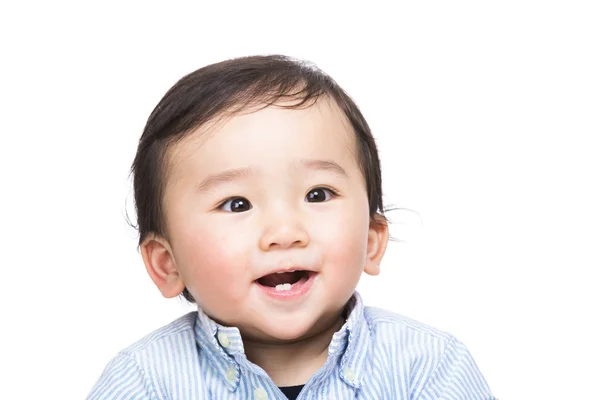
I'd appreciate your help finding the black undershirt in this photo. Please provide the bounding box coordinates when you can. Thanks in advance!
[279,384,304,399]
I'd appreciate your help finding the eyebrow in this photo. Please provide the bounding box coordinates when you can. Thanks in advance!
[196,159,348,193]
[196,167,252,193]
[298,159,348,178]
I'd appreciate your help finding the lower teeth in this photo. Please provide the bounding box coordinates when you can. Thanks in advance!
[275,283,292,291]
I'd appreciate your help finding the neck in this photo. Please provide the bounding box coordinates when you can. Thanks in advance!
[243,315,345,387]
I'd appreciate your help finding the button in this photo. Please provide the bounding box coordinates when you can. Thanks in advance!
[217,332,231,348]
[226,365,236,383]
[343,367,355,382]
[254,387,268,400]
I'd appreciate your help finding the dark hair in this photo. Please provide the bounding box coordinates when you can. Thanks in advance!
[132,54,385,302]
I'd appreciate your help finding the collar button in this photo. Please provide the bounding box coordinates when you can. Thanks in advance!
[226,365,236,383]
[254,387,268,400]
[343,367,356,382]
[217,332,231,348]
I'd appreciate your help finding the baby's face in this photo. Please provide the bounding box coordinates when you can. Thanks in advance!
[161,98,385,342]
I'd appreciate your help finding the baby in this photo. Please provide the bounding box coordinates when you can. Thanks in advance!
[89,55,495,399]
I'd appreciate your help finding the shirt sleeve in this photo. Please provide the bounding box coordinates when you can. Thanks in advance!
[88,354,162,400]
[417,337,496,400]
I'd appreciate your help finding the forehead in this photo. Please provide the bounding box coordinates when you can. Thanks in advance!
[167,98,360,181]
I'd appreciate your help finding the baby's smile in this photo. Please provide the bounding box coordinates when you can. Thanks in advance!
[255,269,318,298]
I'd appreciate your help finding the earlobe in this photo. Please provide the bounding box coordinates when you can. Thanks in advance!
[364,215,389,276]
[140,236,185,298]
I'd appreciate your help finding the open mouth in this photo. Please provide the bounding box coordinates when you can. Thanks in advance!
[256,270,311,291]
[254,269,318,299]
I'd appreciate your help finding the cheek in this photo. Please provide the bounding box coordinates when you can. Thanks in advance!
[316,202,370,278]
[328,231,368,275]
[172,221,252,305]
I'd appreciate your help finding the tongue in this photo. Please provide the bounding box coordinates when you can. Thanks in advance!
[258,271,303,287]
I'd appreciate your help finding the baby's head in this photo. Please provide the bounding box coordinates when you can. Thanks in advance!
[132,55,389,342]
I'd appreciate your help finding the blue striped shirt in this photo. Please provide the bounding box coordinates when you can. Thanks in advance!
[89,293,495,399]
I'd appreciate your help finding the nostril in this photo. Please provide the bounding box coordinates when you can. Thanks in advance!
[267,238,306,250]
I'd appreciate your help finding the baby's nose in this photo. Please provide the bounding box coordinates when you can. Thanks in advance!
[258,221,309,251]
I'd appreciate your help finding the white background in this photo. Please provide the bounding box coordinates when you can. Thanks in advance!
[1,1,598,399]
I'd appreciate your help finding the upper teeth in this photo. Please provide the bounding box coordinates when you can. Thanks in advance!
[277,270,296,274]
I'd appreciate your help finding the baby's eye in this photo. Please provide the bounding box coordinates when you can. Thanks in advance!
[220,197,252,212]
[305,187,337,203]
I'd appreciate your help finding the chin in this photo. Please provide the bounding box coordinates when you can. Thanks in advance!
[262,322,313,342]
[254,313,321,342]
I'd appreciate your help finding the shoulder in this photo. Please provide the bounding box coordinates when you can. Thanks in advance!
[363,306,495,399]
[364,305,454,345]
[88,312,199,400]
[119,311,198,357]
[363,306,455,370]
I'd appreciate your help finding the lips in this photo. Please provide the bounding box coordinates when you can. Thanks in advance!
[254,269,317,299]
[256,270,309,287]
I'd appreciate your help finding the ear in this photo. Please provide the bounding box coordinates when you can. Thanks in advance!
[364,215,389,276]
[140,235,185,298]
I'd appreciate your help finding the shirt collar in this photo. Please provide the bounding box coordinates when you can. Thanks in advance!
[194,291,370,391]
[328,292,370,389]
